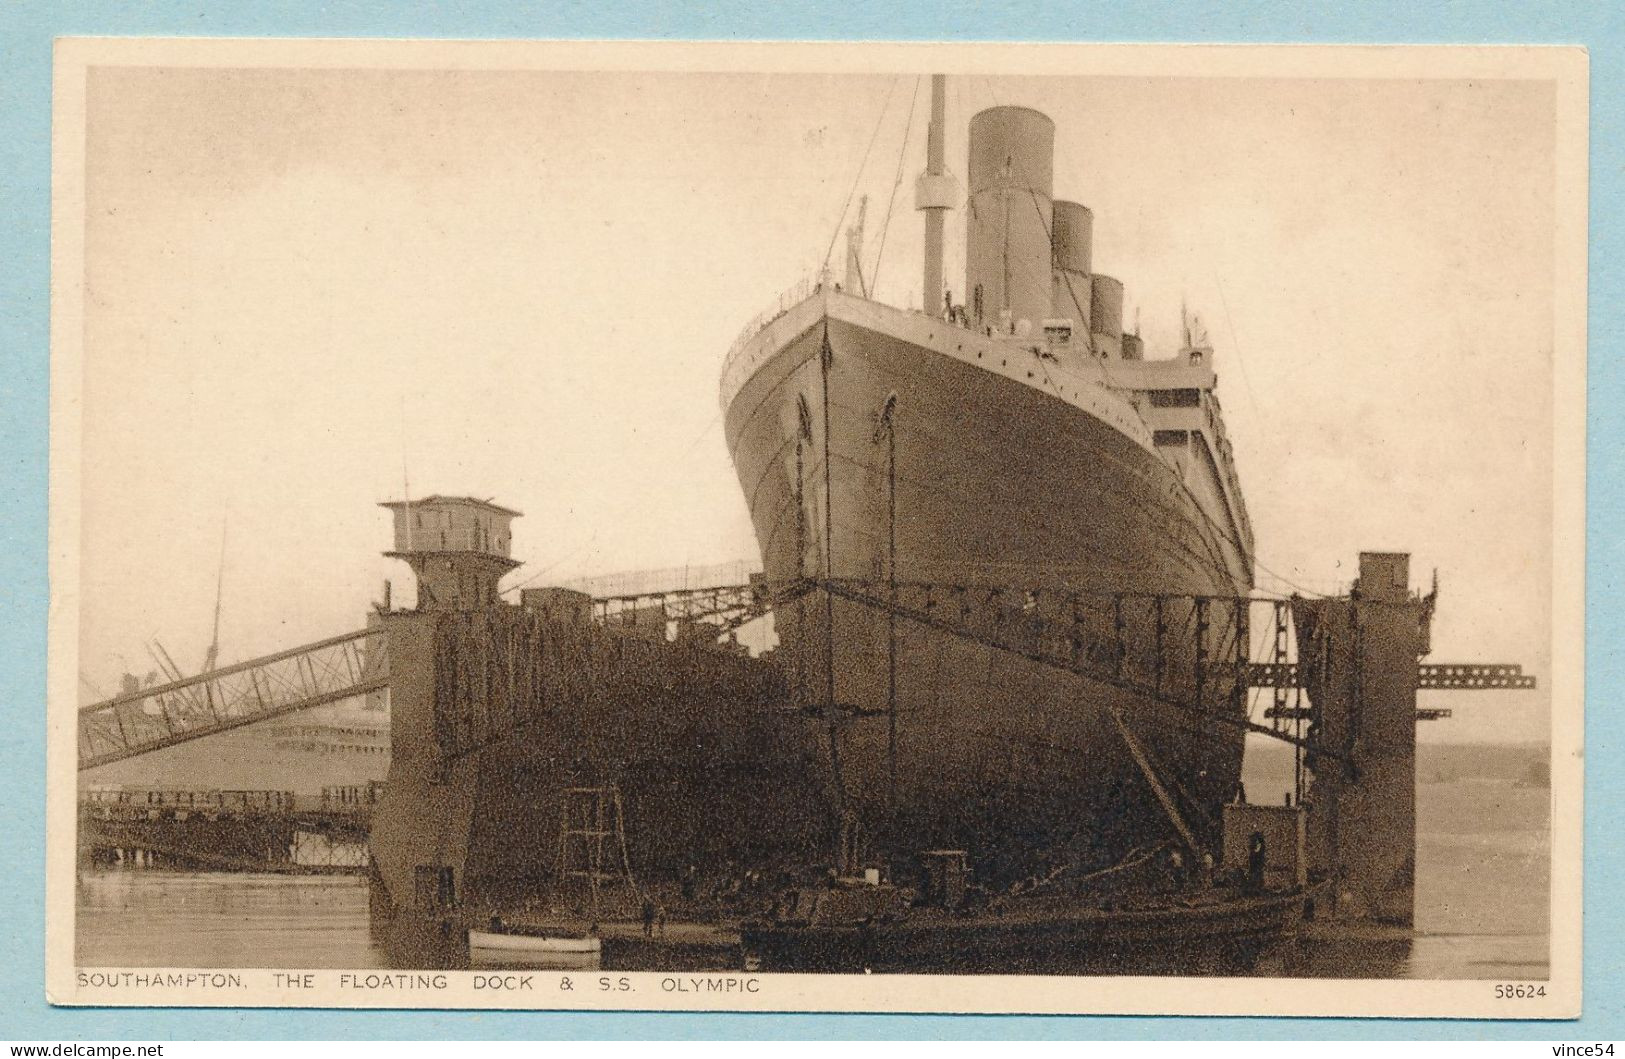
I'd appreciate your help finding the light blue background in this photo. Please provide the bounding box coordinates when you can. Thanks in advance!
[2,0,1618,1040]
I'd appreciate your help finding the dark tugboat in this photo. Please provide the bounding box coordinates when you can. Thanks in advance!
[743,842,1324,975]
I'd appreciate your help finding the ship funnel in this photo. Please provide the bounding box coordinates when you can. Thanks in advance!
[1050,200,1093,337]
[965,106,1054,335]
[1091,274,1124,359]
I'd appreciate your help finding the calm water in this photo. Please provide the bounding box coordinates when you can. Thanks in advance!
[76,779,1550,979]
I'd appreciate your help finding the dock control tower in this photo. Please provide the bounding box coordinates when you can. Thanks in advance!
[380,496,521,611]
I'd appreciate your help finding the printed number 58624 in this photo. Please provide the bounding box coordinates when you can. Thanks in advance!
[1494,984,1547,999]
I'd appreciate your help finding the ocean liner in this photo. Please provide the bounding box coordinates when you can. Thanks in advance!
[721,78,1256,880]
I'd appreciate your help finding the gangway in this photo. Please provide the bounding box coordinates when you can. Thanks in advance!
[818,577,1336,756]
[78,628,386,770]
[590,577,809,637]
[79,573,1535,779]
[815,577,1535,753]
[74,579,805,771]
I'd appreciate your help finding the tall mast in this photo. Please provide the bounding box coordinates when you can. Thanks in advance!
[204,519,227,673]
[915,74,958,318]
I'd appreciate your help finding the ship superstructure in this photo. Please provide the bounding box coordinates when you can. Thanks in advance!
[721,78,1256,876]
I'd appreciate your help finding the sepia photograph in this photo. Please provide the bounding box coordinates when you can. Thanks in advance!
[47,39,1586,1017]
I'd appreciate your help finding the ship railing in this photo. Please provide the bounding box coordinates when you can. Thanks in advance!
[720,271,827,402]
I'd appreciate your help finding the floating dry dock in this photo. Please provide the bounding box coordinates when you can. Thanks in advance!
[77,493,1535,972]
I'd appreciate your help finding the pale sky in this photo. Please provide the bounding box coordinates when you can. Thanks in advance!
[76,63,1557,742]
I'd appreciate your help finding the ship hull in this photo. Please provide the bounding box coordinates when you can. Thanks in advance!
[723,291,1254,880]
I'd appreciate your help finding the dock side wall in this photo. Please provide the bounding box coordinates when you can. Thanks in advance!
[1299,553,1428,925]
[368,611,481,914]
[368,606,834,922]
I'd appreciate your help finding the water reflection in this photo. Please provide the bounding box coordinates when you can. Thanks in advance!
[78,867,1549,979]
[75,778,1552,980]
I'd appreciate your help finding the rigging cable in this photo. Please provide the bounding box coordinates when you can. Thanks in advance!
[1212,272,1265,431]
[1206,273,1336,600]
[499,532,602,597]
[868,76,923,298]
[821,76,902,276]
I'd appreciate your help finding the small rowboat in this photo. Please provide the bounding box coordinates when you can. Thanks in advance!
[468,929,602,955]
